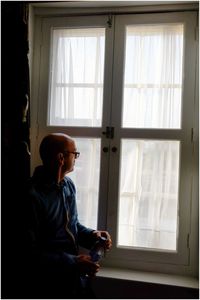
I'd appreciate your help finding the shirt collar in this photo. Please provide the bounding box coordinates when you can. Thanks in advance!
[32,165,67,188]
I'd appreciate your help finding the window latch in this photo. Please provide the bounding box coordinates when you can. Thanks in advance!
[107,15,112,28]
[102,126,114,139]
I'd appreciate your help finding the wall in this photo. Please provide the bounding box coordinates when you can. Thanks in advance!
[2,2,31,298]
[91,276,199,299]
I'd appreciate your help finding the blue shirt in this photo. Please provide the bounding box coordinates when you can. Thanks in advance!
[25,165,95,271]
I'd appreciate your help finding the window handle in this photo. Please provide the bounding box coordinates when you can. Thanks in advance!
[103,147,109,153]
[111,146,117,153]
[102,126,114,139]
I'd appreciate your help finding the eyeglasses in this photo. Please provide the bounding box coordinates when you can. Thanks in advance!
[63,151,80,159]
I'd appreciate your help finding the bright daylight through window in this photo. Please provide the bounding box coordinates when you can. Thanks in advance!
[118,139,180,251]
[117,24,183,251]
[48,28,105,127]
[49,23,183,251]
[122,24,183,129]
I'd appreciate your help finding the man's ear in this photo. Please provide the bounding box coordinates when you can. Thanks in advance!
[57,152,64,162]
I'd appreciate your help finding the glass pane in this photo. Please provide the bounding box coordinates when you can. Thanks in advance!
[122,24,183,129]
[48,28,105,127]
[67,138,101,229]
[118,139,180,251]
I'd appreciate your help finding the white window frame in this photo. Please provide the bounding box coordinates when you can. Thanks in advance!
[30,5,198,276]
[105,12,198,274]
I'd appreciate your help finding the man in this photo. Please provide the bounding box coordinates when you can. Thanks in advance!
[23,133,112,298]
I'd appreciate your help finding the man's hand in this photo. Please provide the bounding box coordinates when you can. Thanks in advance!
[76,254,100,277]
[92,230,112,251]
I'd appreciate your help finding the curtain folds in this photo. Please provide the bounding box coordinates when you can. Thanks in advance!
[48,23,183,251]
[49,28,105,127]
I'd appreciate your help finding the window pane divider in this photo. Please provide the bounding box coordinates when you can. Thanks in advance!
[55,83,103,88]
[118,128,187,140]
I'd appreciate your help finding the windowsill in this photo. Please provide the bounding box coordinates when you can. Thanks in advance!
[97,267,199,289]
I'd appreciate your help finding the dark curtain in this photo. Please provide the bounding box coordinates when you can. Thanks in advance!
[2,1,31,298]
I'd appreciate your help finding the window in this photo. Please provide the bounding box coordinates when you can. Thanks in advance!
[117,22,183,252]
[48,28,105,127]
[31,9,198,275]
[122,24,183,129]
[68,138,101,229]
[118,139,180,251]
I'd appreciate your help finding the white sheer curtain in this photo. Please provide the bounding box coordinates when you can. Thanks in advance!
[48,24,183,249]
[68,138,101,229]
[118,24,183,251]
[123,24,183,129]
[118,140,180,251]
[49,28,105,127]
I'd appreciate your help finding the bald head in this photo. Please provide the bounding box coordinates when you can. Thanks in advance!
[39,133,74,166]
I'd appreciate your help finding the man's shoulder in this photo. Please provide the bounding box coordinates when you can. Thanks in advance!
[64,176,75,186]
